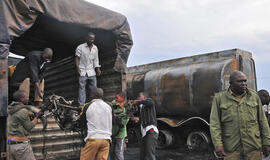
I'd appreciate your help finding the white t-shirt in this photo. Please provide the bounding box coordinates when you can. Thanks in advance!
[84,99,112,141]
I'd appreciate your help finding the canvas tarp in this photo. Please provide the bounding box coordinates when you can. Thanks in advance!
[0,0,133,71]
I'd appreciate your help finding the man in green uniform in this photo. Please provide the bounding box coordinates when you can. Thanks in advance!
[210,70,270,160]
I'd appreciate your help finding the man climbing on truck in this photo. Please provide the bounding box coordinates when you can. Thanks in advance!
[11,48,53,106]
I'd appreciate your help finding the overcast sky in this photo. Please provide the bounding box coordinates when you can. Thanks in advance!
[87,0,270,91]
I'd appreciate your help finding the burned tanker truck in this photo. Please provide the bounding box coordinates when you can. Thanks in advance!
[0,0,258,159]
[126,49,257,150]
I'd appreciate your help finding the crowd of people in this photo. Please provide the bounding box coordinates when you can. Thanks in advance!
[7,32,159,160]
[7,31,270,160]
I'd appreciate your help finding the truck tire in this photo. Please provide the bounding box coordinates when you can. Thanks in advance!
[186,131,211,151]
[157,130,174,149]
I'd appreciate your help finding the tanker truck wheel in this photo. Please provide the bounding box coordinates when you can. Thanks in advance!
[186,131,210,151]
[157,130,174,149]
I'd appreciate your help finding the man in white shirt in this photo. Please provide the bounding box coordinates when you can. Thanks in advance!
[80,88,112,160]
[133,92,158,160]
[75,32,101,107]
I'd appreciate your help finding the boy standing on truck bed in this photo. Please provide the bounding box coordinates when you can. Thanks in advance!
[11,48,53,106]
[75,32,101,107]
[210,70,270,160]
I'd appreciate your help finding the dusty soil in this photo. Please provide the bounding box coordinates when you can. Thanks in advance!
[124,147,218,160]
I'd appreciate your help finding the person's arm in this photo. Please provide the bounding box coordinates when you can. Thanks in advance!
[28,55,39,83]
[210,94,225,156]
[75,56,80,75]
[94,47,101,76]
[28,55,42,98]
[75,46,82,75]
[19,109,41,132]
[139,98,154,107]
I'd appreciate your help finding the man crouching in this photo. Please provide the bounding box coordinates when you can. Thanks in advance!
[7,90,43,160]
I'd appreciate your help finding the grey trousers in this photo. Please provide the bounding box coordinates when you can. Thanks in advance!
[140,131,158,160]
[109,138,125,160]
[78,75,97,106]
[8,142,36,160]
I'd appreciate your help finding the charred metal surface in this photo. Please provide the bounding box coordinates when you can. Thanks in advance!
[126,73,145,100]
[127,49,256,120]
[157,117,209,128]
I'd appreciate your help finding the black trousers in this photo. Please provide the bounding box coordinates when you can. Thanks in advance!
[140,131,158,160]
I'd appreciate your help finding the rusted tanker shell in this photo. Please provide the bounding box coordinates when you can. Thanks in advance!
[127,49,256,119]
[142,60,230,118]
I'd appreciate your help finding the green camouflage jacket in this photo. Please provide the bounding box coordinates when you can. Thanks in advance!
[7,102,35,137]
[210,88,270,154]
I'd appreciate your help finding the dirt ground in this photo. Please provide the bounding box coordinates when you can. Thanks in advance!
[124,146,218,160]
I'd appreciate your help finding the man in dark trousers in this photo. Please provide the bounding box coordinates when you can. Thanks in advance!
[11,48,53,105]
[133,92,158,160]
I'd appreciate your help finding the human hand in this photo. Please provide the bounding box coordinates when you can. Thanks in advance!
[77,69,81,75]
[96,68,101,76]
[133,100,140,105]
[263,145,270,157]
[132,117,139,123]
[215,146,226,158]
[36,111,44,118]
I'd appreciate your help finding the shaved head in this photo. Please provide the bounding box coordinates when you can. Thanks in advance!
[13,90,29,104]
[92,88,104,99]
[229,71,246,84]
[42,48,53,62]
[258,89,270,105]
[229,70,248,95]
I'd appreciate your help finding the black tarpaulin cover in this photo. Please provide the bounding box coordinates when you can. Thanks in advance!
[0,0,133,71]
